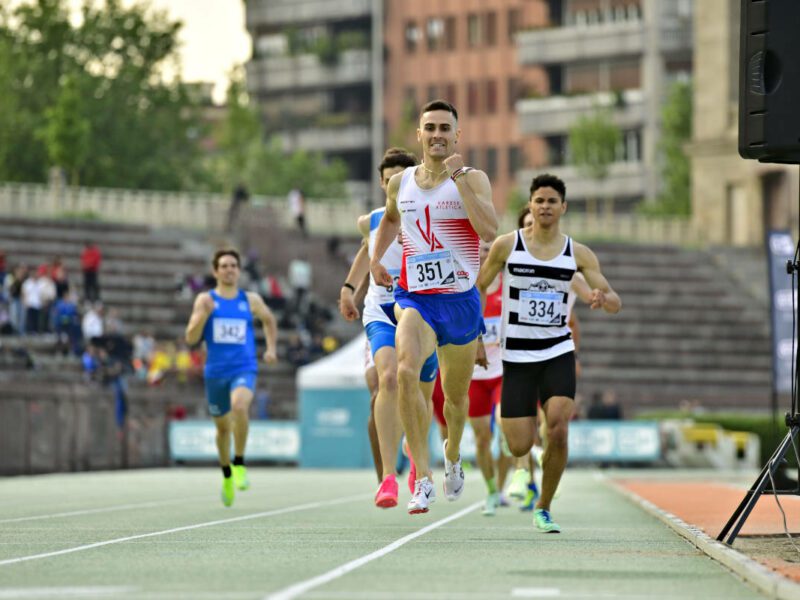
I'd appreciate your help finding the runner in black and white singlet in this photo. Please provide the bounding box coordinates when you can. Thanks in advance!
[477,173,620,533]
[370,100,498,515]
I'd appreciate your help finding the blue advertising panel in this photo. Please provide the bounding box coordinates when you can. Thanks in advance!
[767,230,797,394]
[568,421,661,462]
[169,420,300,462]
[299,388,373,467]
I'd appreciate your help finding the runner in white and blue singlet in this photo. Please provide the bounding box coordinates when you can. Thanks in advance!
[340,148,439,509]
[369,100,498,514]
[185,249,277,508]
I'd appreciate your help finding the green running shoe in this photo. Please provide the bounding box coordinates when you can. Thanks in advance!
[520,482,540,512]
[221,476,235,507]
[232,465,250,491]
[533,508,560,533]
[507,468,529,500]
[482,492,500,516]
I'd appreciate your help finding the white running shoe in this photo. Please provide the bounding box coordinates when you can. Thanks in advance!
[442,439,465,501]
[408,477,436,514]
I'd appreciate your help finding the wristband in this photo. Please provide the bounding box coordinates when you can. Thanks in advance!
[342,283,355,292]
[451,166,472,182]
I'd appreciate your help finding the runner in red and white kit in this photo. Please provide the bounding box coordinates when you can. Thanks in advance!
[470,240,504,515]
[370,100,498,514]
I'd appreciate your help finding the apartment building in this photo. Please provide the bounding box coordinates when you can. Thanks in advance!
[516,0,693,213]
[244,0,382,200]
[383,0,549,213]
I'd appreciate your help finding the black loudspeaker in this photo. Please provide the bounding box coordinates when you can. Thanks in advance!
[739,0,800,163]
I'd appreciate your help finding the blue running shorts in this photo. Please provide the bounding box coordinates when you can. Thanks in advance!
[394,286,485,347]
[204,371,257,417]
[365,320,439,382]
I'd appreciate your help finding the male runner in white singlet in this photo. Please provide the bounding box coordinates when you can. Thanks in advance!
[370,100,498,514]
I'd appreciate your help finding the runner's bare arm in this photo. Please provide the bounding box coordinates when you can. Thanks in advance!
[443,154,498,242]
[354,271,370,307]
[574,244,621,313]
[340,240,369,320]
[369,174,402,289]
[248,292,278,363]
[476,233,514,301]
[570,272,593,305]
[185,293,213,345]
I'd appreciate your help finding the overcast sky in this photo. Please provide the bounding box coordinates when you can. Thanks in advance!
[9,0,252,104]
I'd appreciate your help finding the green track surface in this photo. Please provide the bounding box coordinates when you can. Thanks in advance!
[0,468,766,599]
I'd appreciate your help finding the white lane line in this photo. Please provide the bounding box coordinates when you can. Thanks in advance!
[0,497,205,525]
[512,589,562,598]
[264,501,483,600]
[0,494,368,567]
[0,587,136,598]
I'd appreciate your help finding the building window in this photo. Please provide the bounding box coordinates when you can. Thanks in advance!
[486,80,498,113]
[467,81,480,114]
[445,16,457,50]
[404,86,418,115]
[508,146,523,176]
[405,21,420,52]
[486,147,498,178]
[485,11,497,46]
[467,148,480,170]
[445,83,457,106]
[426,85,439,102]
[627,4,641,20]
[546,135,567,166]
[618,129,641,162]
[427,17,444,51]
[507,78,520,111]
[468,14,482,47]
[508,8,521,42]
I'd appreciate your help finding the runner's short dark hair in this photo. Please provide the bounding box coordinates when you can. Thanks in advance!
[530,173,566,201]
[420,99,458,121]
[517,207,532,229]
[212,248,241,270]
[379,147,418,176]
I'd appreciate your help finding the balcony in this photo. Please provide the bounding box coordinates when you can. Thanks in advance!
[278,124,372,153]
[246,0,371,27]
[518,162,648,201]
[247,48,370,93]
[517,21,644,64]
[517,90,645,136]
[517,17,691,65]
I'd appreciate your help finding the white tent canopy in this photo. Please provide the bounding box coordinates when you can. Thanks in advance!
[297,333,369,390]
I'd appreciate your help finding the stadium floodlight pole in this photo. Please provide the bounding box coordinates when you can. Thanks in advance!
[717,165,800,546]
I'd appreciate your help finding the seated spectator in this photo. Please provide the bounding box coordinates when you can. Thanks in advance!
[147,342,175,385]
[175,340,197,384]
[53,291,82,355]
[51,256,69,299]
[132,330,156,378]
[82,302,104,344]
[105,307,126,335]
[260,274,287,312]
[0,298,11,335]
[286,332,310,367]
[0,250,6,290]
[81,344,100,382]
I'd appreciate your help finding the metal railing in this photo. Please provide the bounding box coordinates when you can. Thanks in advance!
[0,181,700,244]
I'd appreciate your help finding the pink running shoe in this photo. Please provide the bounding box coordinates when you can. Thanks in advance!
[375,474,398,508]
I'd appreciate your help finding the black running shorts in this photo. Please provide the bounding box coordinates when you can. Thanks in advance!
[500,352,576,419]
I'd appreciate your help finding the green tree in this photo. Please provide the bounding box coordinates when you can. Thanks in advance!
[38,75,90,185]
[645,81,692,216]
[0,0,209,190]
[568,108,622,216]
[212,70,348,199]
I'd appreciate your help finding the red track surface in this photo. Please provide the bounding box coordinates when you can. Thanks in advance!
[618,480,800,582]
